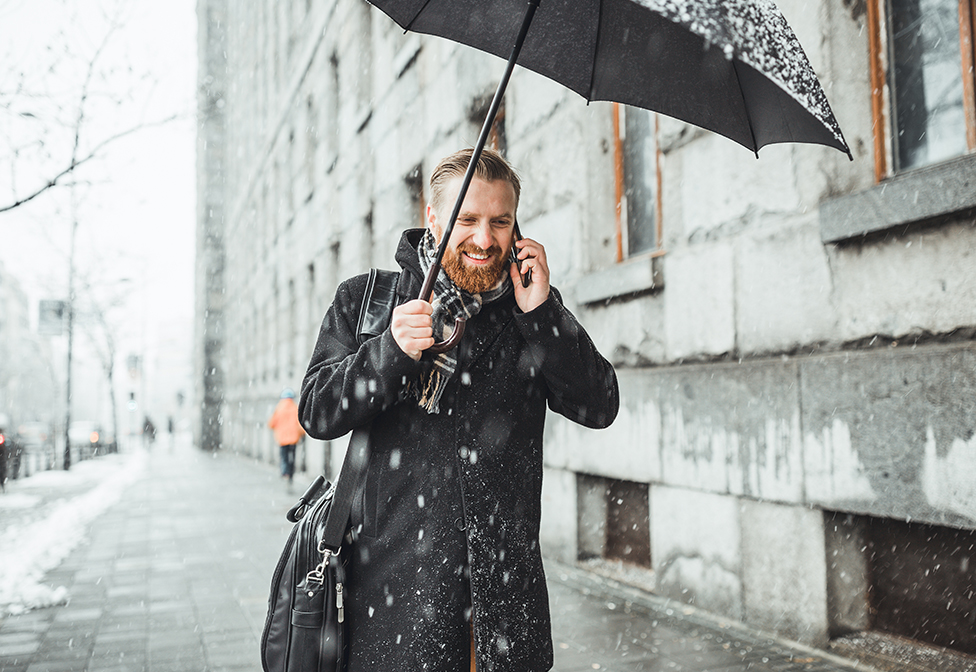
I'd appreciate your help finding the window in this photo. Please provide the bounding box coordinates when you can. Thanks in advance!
[307,262,317,339]
[826,512,976,656]
[404,164,425,228]
[576,474,651,568]
[865,516,976,655]
[487,101,507,156]
[287,278,297,379]
[304,94,317,202]
[612,104,661,260]
[871,0,976,177]
[468,95,507,156]
[575,104,665,305]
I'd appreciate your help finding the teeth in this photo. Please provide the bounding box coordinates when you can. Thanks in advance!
[467,252,488,260]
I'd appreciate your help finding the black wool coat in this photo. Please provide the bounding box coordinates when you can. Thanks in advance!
[299,229,619,672]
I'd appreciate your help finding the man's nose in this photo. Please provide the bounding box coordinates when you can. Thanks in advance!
[472,222,493,250]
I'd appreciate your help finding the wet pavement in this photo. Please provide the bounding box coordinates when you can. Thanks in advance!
[0,438,943,672]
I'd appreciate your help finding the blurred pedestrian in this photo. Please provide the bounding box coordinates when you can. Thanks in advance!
[268,388,304,486]
[142,416,156,449]
[167,415,176,452]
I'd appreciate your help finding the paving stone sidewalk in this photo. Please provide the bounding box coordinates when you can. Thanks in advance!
[0,439,898,672]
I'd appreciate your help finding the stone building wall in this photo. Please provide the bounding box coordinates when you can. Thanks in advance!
[194,0,228,452]
[196,0,976,650]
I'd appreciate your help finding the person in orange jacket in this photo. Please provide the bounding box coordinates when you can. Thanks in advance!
[268,388,305,484]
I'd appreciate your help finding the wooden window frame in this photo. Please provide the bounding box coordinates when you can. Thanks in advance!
[869,0,976,182]
[612,103,664,263]
[962,0,976,149]
[488,102,507,155]
[575,104,668,305]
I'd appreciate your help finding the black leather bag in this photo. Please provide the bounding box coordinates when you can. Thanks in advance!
[261,478,345,672]
[261,428,369,672]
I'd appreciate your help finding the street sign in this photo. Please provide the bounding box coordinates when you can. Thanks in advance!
[127,354,141,379]
[38,300,66,336]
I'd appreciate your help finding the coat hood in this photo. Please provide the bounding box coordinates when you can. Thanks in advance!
[394,228,426,281]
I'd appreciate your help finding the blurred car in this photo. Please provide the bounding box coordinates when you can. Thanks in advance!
[68,420,105,460]
[17,421,55,472]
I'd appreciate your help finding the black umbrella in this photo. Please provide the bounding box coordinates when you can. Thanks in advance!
[370,0,852,351]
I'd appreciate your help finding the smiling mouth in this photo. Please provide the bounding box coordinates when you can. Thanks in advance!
[463,251,492,263]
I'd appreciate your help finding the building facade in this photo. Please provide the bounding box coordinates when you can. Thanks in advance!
[0,263,59,436]
[195,0,976,655]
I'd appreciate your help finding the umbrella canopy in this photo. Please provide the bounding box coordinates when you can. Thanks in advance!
[369,0,850,157]
[370,0,852,351]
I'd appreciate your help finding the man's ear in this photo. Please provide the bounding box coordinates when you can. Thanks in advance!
[426,203,441,242]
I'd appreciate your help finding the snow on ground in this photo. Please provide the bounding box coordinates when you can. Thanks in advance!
[0,449,147,616]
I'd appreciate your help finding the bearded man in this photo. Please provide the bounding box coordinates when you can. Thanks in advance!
[299,148,618,672]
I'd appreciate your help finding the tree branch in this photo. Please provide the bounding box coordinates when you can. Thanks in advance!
[1,6,180,217]
[0,113,180,214]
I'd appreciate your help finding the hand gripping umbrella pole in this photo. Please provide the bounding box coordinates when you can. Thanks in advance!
[421,0,541,355]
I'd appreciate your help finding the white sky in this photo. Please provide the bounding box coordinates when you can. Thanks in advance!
[0,0,198,423]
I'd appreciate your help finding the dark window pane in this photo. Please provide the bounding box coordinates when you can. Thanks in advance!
[866,516,976,655]
[605,479,651,567]
[888,0,968,171]
[623,108,656,256]
[576,474,651,567]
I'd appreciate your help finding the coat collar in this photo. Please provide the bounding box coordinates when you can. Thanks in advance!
[395,228,426,281]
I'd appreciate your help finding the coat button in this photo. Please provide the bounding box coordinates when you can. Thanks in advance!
[455,517,467,531]
[458,447,470,459]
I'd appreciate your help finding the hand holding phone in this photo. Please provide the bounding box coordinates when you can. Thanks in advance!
[511,221,532,288]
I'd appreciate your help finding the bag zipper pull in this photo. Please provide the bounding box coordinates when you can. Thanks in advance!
[336,582,345,623]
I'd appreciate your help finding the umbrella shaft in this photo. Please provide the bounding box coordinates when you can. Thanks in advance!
[422,0,541,302]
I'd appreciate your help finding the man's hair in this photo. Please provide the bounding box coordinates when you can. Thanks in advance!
[429,148,521,216]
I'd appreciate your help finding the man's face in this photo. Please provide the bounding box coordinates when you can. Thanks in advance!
[428,176,517,294]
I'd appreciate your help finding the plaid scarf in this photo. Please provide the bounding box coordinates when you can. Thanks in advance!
[410,230,512,414]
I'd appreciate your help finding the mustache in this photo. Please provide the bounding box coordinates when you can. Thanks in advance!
[457,242,503,257]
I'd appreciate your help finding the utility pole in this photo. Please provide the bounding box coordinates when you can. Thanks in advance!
[63,214,78,471]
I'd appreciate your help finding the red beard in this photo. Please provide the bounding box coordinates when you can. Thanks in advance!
[442,241,510,294]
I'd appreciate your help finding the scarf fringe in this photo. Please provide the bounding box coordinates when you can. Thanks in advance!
[417,369,444,414]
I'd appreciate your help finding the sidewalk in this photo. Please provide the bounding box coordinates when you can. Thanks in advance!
[0,438,904,672]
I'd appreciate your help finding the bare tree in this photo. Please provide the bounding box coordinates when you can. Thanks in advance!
[0,1,180,215]
[75,273,130,454]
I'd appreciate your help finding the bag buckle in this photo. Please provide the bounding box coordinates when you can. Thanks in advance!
[305,548,334,587]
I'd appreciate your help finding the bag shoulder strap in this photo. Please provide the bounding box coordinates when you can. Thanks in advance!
[316,268,402,549]
[356,268,402,344]
[319,424,369,552]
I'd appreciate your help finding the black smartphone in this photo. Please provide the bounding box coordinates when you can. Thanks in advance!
[511,221,532,288]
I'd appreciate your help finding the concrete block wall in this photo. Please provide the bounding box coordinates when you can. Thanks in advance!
[197,0,976,649]
[543,342,976,645]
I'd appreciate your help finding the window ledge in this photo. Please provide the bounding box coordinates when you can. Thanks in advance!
[820,153,976,243]
[576,254,664,305]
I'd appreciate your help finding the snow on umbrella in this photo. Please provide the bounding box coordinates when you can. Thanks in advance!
[367,0,852,350]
